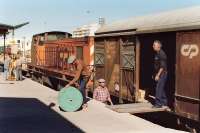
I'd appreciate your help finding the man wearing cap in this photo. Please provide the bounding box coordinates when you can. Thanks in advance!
[65,55,90,109]
[93,79,113,105]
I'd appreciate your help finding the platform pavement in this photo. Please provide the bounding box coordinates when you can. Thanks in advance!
[0,74,187,133]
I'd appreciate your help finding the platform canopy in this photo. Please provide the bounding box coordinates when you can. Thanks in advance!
[0,22,29,36]
[0,22,29,59]
[0,23,13,36]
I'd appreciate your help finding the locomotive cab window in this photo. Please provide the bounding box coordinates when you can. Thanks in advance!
[76,46,83,60]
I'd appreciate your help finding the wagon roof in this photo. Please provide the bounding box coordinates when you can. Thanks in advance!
[96,6,200,36]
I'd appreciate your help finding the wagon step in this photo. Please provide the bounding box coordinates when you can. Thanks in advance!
[107,102,170,114]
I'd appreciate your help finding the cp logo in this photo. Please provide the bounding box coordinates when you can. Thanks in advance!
[181,44,199,59]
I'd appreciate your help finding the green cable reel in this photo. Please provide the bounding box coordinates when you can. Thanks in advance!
[58,86,83,112]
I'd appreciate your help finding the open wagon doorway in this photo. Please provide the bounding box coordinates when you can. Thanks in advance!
[138,32,176,108]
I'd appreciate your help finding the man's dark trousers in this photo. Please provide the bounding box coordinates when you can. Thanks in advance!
[79,76,89,104]
[155,73,168,106]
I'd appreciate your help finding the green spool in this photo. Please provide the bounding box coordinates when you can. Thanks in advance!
[58,86,83,112]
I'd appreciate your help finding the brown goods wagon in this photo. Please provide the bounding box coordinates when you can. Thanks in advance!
[95,30,200,132]
[175,31,200,122]
[95,6,200,130]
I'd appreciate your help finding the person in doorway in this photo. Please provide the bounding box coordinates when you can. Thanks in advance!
[152,40,168,108]
[16,55,23,81]
[10,56,17,80]
[93,78,113,105]
[114,81,120,92]
[65,55,90,109]
[3,54,11,80]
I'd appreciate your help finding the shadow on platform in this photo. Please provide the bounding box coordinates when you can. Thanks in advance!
[0,97,84,133]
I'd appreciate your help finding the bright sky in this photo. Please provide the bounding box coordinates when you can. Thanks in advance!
[1,0,200,39]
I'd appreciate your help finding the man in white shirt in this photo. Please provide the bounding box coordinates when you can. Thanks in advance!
[16,56,23,81]
[3,54,11,80]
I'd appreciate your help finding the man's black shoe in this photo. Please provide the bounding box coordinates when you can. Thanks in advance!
[152,105,162,108]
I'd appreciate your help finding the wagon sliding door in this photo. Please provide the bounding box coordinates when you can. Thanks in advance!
[104,39,120,96]
[176,31,200,121]
[95,41,105,84]
[120,37,136,102]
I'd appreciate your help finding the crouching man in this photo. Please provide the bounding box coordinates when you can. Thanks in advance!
[65,55,90,109]
[93,79,113,105]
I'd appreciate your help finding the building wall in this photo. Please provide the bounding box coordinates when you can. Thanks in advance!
[73,23,100,38]
[0,37,31,54]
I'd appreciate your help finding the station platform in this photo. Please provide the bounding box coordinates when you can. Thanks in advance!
[0,74,187,133]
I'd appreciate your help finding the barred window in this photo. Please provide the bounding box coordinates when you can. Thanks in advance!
[95,43,105,65]
[121,44,135,70]
[95,53,104,65]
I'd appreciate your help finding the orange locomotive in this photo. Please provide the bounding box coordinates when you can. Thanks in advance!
[28,31,94,90]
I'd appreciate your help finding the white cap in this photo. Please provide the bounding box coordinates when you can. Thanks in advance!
[98,78,105,83]
[68,55,76,64]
